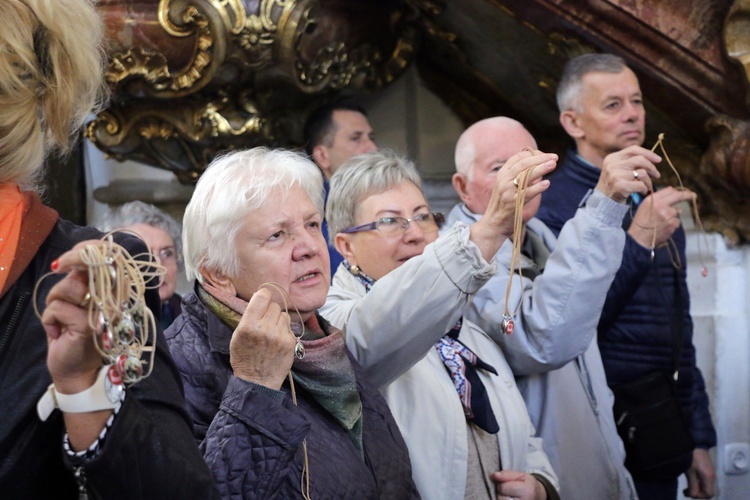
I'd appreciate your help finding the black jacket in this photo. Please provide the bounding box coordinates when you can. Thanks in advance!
[0,219,218,499]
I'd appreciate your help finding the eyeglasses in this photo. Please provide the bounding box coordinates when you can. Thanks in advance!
[342,212,444,236]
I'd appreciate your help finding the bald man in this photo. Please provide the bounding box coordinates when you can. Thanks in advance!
[445,116,654,499]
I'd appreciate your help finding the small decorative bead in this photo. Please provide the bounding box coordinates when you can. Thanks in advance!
[294,341,305,360]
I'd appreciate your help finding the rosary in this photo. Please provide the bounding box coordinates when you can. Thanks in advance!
[34,234,165,387]
[502,151,538,335]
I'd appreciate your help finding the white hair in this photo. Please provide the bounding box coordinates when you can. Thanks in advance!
[183,147,324,282]
[454,117,533,180]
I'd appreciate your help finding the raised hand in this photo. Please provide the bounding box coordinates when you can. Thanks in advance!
[471,150,557,262]
[628,187,697,248]
[230,287,296,390]
[597,145,662,203]
[43,240,110,395]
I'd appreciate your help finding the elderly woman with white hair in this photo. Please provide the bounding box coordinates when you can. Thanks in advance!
[165,147,419,499]
[319,150,561,500]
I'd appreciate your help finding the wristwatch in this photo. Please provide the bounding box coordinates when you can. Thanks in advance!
[37,365,125,421]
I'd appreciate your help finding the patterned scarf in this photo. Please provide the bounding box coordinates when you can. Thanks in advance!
[346,262,500,434]
[196,282,364,455]
[435,320,500,434]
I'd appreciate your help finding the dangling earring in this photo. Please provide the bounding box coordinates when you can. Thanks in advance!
[350,265,360,275]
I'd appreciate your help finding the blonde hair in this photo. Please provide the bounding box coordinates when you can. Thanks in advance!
[0,0,107,191]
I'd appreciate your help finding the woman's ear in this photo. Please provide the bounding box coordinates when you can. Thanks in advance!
[199,267,237,296]
[334,233,358,267]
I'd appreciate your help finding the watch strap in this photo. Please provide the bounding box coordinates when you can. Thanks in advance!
[37,365,125,421]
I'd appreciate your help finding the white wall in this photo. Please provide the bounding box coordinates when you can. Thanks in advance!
[680,233,750,499]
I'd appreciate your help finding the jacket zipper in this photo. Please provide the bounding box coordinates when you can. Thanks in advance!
[0,291,30,361]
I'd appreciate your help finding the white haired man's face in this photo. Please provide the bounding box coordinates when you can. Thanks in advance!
[456,123,540,221]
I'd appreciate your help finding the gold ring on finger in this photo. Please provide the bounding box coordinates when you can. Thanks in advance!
[78,291,91,308]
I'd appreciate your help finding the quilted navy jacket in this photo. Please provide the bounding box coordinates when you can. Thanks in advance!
[536,150,716,451]
[166,292,419,499]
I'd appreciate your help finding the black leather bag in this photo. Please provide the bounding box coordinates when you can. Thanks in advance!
[612,370,695,479]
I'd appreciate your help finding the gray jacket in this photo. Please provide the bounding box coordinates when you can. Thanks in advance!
[444,189,638,500]
[321,225,558,499]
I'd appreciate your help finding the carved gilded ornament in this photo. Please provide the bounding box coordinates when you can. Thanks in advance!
[106,48,171,88]
[91,0,416,185]
[200,92,266,138]
[107,2,215,94]
[236,0,292,68]
[725,0,750,107]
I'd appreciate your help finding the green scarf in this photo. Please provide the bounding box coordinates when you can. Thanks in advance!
[197,283,364,456]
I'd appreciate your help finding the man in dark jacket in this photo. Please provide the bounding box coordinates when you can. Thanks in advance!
[303,101,378,278]
[536,52,717,499]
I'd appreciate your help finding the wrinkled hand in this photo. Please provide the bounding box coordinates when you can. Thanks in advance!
[491,470,547,500]
[628,187,696,248]
[42,240,109,395]
[597,145,662,203]
[684,448,716,498]
[471,150,557,262]
[230,288,295,390]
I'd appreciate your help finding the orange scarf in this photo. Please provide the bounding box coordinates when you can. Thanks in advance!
[0,184,27,293]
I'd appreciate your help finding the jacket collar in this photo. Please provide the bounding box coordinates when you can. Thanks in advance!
[1,191,58,297]
[564,149,602,188]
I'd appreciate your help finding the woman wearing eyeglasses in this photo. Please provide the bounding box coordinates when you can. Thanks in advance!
[320,150,561,500]
[101,201,183,329]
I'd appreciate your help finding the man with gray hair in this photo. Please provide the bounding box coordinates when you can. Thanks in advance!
[445,116,658,499]
[537,53,716,499]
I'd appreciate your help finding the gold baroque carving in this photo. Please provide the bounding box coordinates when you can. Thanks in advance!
[696,114,750,244]
[724,0,750,107]
[237,0,289,69]
[200,91,266,138]
[295,42,381,92]
[107,0,221,95]
[280,1,415,93]
[92,0,417,185]
[86,93,277,183]
[106,47,171,88]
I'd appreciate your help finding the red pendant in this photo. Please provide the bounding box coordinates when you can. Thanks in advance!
[108,364,124,385]
[501,316,514,335]
[701,267,708,277]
